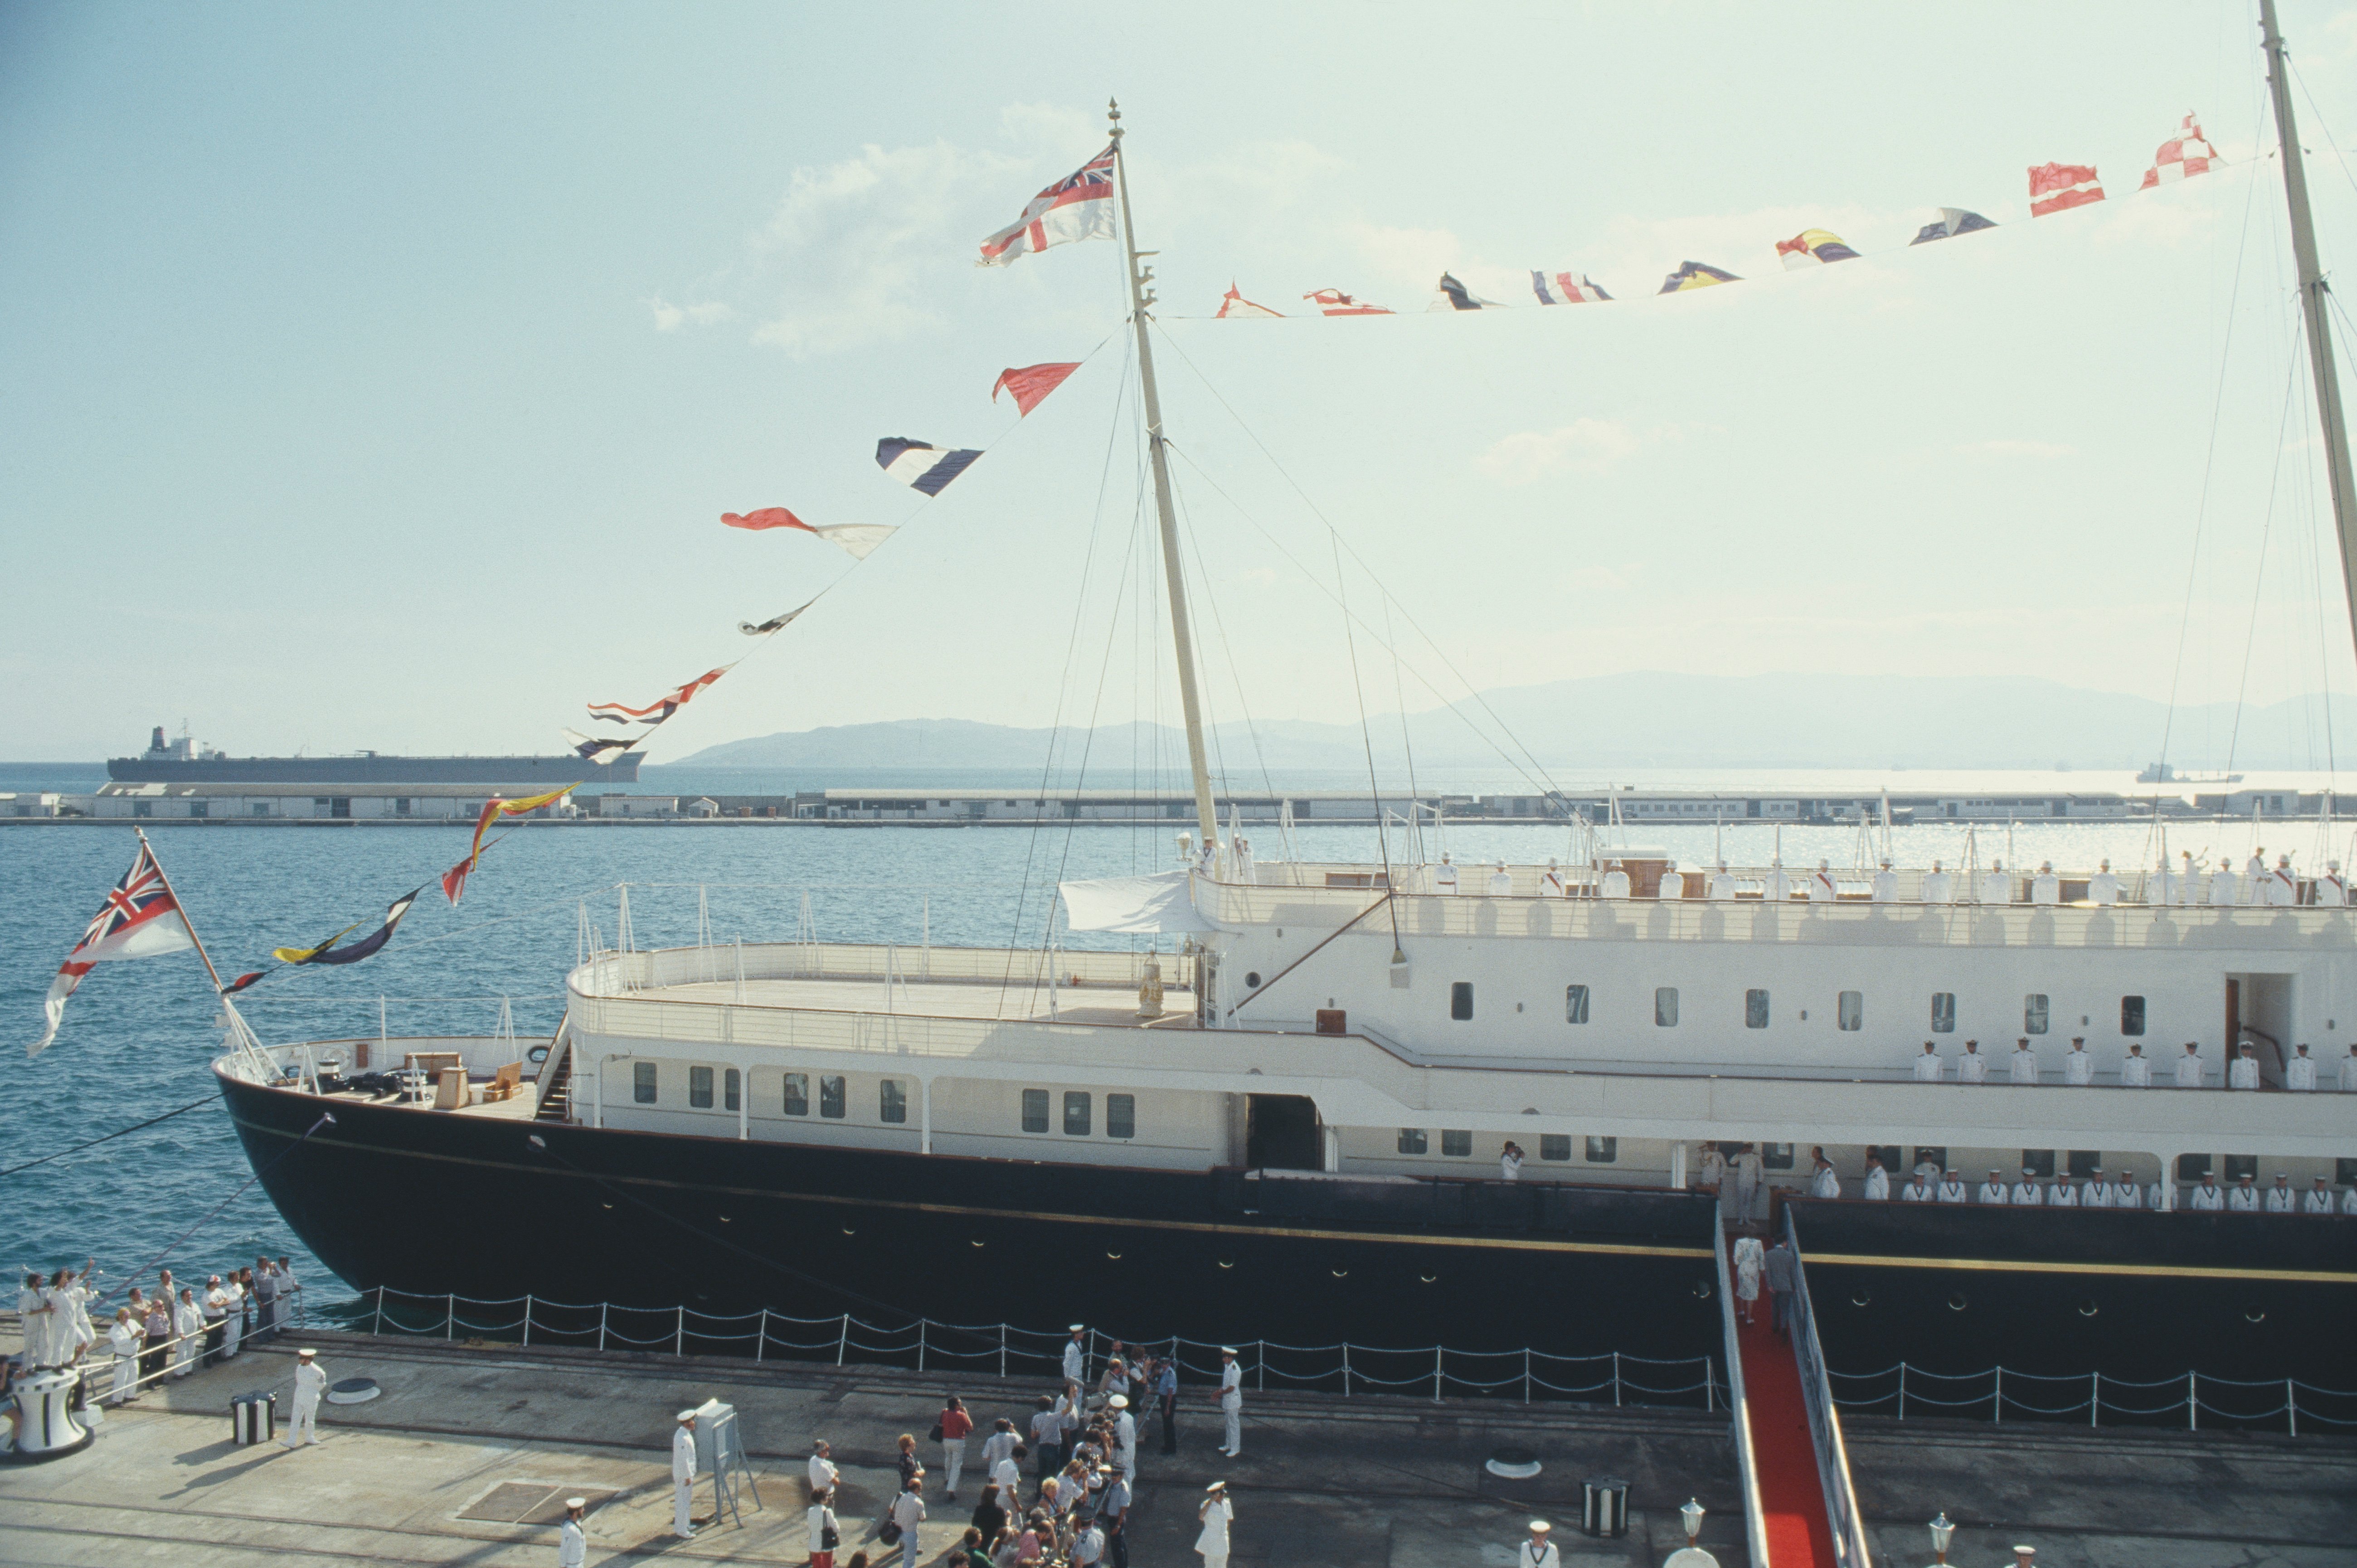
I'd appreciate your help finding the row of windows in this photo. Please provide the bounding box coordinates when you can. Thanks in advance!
[1397,1130,1618,1163]
[1021,1089,1137,1139]
[1456,983,2151,1036]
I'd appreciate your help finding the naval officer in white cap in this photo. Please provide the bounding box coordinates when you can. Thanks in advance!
[1214,1346,1244,1457]
[282,1347,326,1448]
[1064,1325,1088,1385]
[558,1497,588,1568]
[671,1408,700,1539]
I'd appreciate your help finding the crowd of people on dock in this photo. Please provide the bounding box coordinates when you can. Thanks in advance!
[10,1257,304,1404]
[788,1331,1236,1568]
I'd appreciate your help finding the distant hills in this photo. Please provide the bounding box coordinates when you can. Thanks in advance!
[673,672,2357,774]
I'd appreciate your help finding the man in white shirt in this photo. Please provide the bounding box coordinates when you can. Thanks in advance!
[2150,856,2180,905]
[1109,1394,1137,1479]
[2210,860,2240,906]
[282,1346,327,1448]
[1500,1141,1525,1181]
[2089,859,2120,904]
[992,1442,1024,1500]
[1064,1326,1088,1385]
[559,1498,588,1568]
[1517,1519,1561,1568]
[2305,1177,2338,1214]
[2063,1038,2095,1086]
[671,1410,700,1539]
[1215,1347,1244,1458]
[2031,862,2060,904]
[1936,1170,1969,1204]
[1978,1170,2010,1205]
[2287,1044,2318,1090]
[810,1439,840,1497]
[2121,1043,2153,1087]
[2188,1171,2226,1211]
[888,1476,926,1568]
[979,1419,1016,1480]
[1860,1151,1890,1202]
[1871,859,1898,902]
[1913,1042,1944,1082]
[1434,854,1458,894]
[2229,1044,2261,1090]
[2011,1169,2045,1206]
[1901,1170,1934,1202]
[2265,1175,2297,1213]
[1958,1041,1988,1084]
[1922,860,1954,903]
[2175,1043,2206,1088]
[2083,1170,2113,1208]
[2009,1039,2039,1085]
[2341,1045,2357,1092]
[2228,1173,2262,1212]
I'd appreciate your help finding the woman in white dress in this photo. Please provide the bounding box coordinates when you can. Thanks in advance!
[106,1308,144,1404]
[170,1288,202,1378]
[1732,1235,1765,1326]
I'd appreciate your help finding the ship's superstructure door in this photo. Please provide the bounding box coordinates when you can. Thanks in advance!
[1246,1094,1322,1171]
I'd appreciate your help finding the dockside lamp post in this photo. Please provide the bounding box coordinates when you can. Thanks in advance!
[1927,1512,1955,1565]
[1661,1498,1716,1568]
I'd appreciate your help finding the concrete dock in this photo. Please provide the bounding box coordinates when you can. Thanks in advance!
[4,1328,2354,1566]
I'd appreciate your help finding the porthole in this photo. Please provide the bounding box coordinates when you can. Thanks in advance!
[1420,1273,1438,1284]
[1106,1252,1123,1260]
[1947,1292,1968,1312]
[970,1239,986,1248]
[2077,1300,2099,1317]
[527,1045,549,1064]
[1331,1267,1349,1278]
[2245,1309,2267,1324]
[1217,1257,1234,1269]
[842,1225,857,1236]
[1850,1292,1871,1308]
[1692,1280,1712,1300]
[1245,971,1262,988]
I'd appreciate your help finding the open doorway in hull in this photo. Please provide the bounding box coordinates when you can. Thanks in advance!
[1246,1094,1322,1171]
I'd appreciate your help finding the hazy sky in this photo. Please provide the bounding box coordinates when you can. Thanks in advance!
[10,1,2357,763]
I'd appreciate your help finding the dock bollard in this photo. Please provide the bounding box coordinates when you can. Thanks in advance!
[1581,1476,1628,1537]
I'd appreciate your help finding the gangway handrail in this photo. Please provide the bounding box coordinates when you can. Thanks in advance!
[1714,1232,1774,1568]
[1784,1209,1873,1568]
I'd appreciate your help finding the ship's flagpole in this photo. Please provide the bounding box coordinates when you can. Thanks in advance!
[137,827,227,996]
[2260,0,2357,665]
[1108,98,1221,854]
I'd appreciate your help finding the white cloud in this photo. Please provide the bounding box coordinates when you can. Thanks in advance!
[1478,418,1648,483]
[646,295,733,332]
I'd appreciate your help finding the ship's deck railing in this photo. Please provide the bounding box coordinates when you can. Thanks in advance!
[1202,877,2357,949]
[581,941,1171,997]
[354,1286,1720,1409]
[1827,1359,2357,1436]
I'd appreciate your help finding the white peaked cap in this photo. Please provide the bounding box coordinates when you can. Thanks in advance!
[678,1408,698,1422]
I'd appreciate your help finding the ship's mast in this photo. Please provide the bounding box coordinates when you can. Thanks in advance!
[2260,0,2357,662]
[1108,100,1221,852]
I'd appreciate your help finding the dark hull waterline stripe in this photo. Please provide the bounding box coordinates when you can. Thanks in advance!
[1801,1248,2357,1285]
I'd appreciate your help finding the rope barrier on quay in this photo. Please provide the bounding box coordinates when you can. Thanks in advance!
[358,1286,1725,1410]
[1827,1359,2357,1435]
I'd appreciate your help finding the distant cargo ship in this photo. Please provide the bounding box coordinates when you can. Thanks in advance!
[107,726,638,786]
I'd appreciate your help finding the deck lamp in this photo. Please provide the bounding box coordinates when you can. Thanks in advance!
[1927,1513,1954,1564]
[1681,1499,1704,1544]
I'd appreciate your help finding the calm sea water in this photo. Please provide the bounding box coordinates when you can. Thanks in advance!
[0,803,2327,1311]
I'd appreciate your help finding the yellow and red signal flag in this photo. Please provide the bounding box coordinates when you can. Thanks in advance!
[468,785,576,872]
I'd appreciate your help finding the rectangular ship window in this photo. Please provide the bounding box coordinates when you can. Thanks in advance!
[2176,1153,2211,1182]
[1745,989,1770,1029]
[1450,982,1474,1021]
[1064,1091,1091,1136]
[783,1073,808,1116]
[1441,1130,1471,1157]
[1762,1142,1795,1170]
[632,1062,657,1104]
[1397,1128,1429,1155]
[2224,1153,2258,1183]
[2025,994,2050,1035]
[819,1075,846,1119]
[1022,1088,1049,1133]
[2067,1150,2102,1178]
[880,1079,908,1123]
[2120,995,2146,1036]
[689,1066,714,1109]
[2336,1158,2357,1188]
[1565,985,1590,1024]
[1585,1136,1618,1163]
[2020,1149,2056,1178]
[724,1068,740,1112]
[1655,988,1679,1027]
[1930,992,1956,1033]
[1539,1133,1571,1161]
[1837,991,1862,1031]
[1107,1093,1135,1139]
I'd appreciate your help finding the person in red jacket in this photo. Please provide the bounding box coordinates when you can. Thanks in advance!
[937,1395,974,1500]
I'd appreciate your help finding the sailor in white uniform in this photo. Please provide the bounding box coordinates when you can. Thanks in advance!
[2011,1169,2045,1206]
[2209,860,2240,906]
[1707,861,1736,900]
[1809,859,1838,902]
[2063,1037,2094,1086]
[2245,847,2269,895]
[1540,859,1566,898]
[1922,860,1954,904]
[2083,1170,2114,1209]
[1064,1326,1089,1385]
[1658,866,1685,899]
[2269,854,2298,905]
[1517,1519,1561,1568]
[2178,849,2199,903]
[2187,1172,2226,1211]
[1871,859,1897,902]
[2227,1173,2261,1213]
[2288,1043,2318,1090]
[1937,1170,1969,1204]
[671,1409,699,1538]
[2149,856,2180,906]
[1488,860,1513,897]
[2047,1175,2078,1208]
[1234,836,1255,884]
[2089,859,2120,905]
[1979,860,2012,905]
[1500,1141,1526,1181]
[1196,1481,1236,1568]
[2318,861,2349,907]
[1434,854,1458,894]
[2030,862,2060,904]
[1978,1170,2010,1205]
[2345,1185,2357,1216]
[1958,1040,1988,1084]
[559,1498,589,1568]
[2265,1174,2297,1213]
[1215,1348,1244,1456]
[2305,1177,2338,1215]
[2228,1042,2260,1089]
[2114,1170,2143,1209]
[1912,1042,1945,1082]
[2342,1045,2357,1091]
[1901,1170,1935,1202]
[2008,1038,2039,1085]
[1806,1152,1840,1199]
[1861,1153,1890,1201]
[1600,860,1631,898]
[1763,860,1792,903]
[2121,1043,2152,1087]
[2175,1043,2206,1088]
[283,1347,326,1447]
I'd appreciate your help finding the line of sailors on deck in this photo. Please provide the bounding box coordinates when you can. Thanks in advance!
[1428,848,2350,905]
[1911,1037,2356,1089]
[1859,1156,2357,1215]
